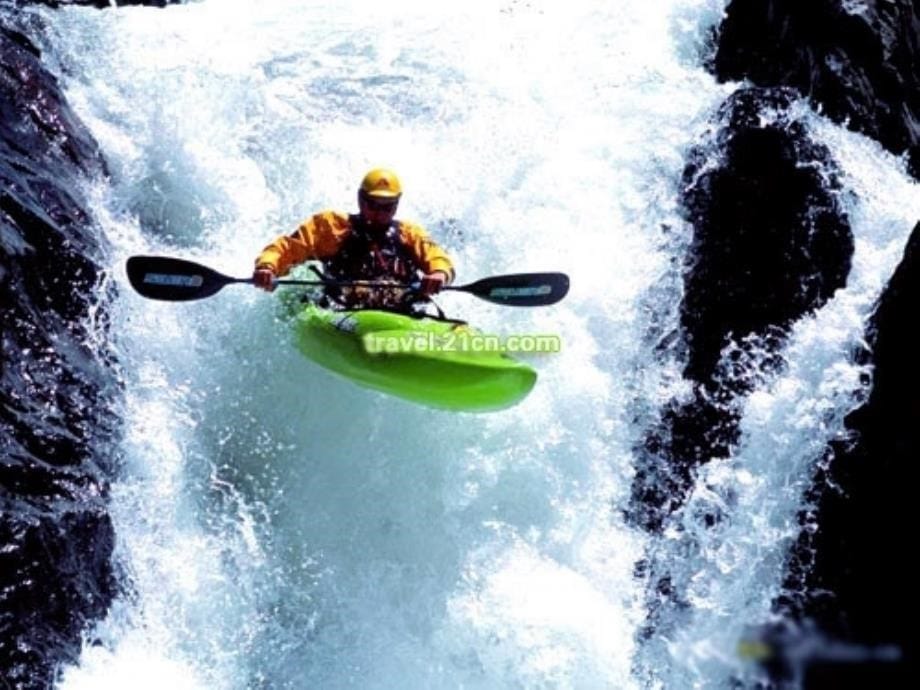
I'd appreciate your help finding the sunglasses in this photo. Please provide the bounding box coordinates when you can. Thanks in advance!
[361,193,399,212]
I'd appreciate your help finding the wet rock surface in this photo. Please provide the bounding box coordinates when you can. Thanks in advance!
[629,87,853,534]
[1,23,118,689]
[638,0,920,685]
[714,0,920,179]
[776,223,920,688]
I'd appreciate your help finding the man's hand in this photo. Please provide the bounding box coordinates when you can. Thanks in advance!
[253,267,277,292]
[419,270,449,297]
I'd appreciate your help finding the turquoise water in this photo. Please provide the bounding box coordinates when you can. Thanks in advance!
[23,1,919,688]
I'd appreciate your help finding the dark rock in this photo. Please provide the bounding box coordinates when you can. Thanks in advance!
[1,25,118,689]
[777,222,920,688]
[714,0,920,179]
[710,2,920,684]
[628,87,853,533]
[680,88,853,384]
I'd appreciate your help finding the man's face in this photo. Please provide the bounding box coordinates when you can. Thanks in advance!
[359,192,399,228]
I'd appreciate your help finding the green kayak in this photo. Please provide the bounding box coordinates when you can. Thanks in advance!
[292,304,537,412]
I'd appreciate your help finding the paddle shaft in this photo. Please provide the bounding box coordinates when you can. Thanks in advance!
[231,276,541,294]
[126,255,569,306]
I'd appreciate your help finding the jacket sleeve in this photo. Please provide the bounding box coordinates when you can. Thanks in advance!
[399,222,455,282]
[254,212,347,276]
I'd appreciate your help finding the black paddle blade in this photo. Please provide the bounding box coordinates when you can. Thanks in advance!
[454,272,570,306]
[126,255,239,301]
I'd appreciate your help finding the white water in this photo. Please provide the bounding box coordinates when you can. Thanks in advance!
[21,0,920,688]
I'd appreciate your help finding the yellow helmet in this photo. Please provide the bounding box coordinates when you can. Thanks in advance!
[360,168,402,199]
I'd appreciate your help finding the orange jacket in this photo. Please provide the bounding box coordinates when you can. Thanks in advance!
[255,210,454,280]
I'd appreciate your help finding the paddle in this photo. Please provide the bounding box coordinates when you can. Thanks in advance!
[126,255,569,307]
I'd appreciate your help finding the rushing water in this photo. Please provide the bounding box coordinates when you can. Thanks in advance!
[15,0,919,688]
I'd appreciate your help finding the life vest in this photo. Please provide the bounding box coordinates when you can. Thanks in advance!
[320,215,422,310]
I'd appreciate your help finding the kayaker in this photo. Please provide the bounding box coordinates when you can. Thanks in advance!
[252,168,454,311]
